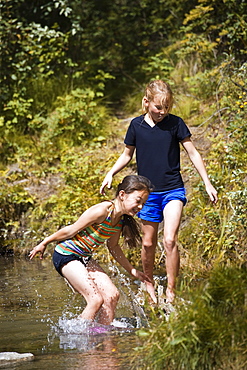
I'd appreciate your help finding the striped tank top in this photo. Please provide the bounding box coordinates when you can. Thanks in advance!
[55,205,123,257]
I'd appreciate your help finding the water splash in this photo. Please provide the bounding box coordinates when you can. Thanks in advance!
[57,316,92,334]
[49,314,136,351]
[108,263,150,328]
[54,314,137,335]
[48,262,152,351]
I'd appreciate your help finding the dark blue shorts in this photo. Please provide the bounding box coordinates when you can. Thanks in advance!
[138,187,187,223]
[52,250,91,276]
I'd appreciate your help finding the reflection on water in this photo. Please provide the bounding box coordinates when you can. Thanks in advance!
[0,256,146,369]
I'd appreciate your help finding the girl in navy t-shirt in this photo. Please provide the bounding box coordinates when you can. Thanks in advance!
[100,80,218,305]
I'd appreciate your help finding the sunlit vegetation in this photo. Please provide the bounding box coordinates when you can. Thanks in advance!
[134,266,247,369]
[0,0,246,367]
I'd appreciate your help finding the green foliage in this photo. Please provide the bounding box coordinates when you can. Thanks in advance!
[0,113,123,254]
[1,0,198,114]
[133,266,247,369]
[2,94,34,134]
[172,95,200,120]
[0,80,117,252]
[140,53,174,82]
[0,168,34,253]
[179,0,247,64]
[30,88,109,149]
[1,83,112,164]
[0,1,71,108]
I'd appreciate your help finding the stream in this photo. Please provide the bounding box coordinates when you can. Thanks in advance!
[0,256,150,369]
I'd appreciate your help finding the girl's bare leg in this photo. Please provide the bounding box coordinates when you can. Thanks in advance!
[141,220,159,304]
[61,260,105,321]
[87,259,120,325]
[163,200,183,303]
[62,259,119,325]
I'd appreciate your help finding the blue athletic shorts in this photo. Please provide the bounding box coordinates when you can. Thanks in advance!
[52,250,91,276]
[138,187,187,223]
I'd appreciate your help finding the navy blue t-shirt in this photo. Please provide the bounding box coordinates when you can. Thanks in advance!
[124,114,191,191]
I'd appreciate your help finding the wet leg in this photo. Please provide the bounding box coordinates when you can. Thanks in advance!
[61,260,104,321]
[87,260,120,325]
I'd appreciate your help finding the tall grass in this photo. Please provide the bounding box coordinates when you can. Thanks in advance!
[133,266,247,369]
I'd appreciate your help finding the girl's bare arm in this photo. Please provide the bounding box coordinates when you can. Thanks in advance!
[106,233,151,282]
[29,202,111,259]
[100,145,135,195]
[182,137,218,203]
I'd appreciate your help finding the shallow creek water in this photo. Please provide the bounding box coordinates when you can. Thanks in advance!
[0,256,150,369]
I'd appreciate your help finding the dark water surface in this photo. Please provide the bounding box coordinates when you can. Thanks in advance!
[0,256,147,369]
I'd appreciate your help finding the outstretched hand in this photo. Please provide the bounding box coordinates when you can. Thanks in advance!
[29,242,46,260]
[100,174,113,195]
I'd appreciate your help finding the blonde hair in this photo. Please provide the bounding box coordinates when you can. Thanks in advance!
[142,80,173,114]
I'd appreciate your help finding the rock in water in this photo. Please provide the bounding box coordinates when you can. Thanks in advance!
[0,352,34,364]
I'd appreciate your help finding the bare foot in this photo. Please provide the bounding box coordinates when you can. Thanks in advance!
[145,281,158,305]
[166,287,175,303]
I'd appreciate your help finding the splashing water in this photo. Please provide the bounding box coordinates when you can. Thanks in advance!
[107,263,150,328]
[54,314,137,336]
[50,314,137,351]
[0,257,152,368]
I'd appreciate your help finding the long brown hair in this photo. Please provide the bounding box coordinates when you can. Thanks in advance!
[116,175,153,248]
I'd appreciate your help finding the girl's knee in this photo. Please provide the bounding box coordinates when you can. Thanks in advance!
[105,287,120,306]
[142,236,156,249]
[163,236,176,251]
[85,292,104,311]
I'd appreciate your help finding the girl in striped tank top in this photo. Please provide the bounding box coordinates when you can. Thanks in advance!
[29,175,152,325]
